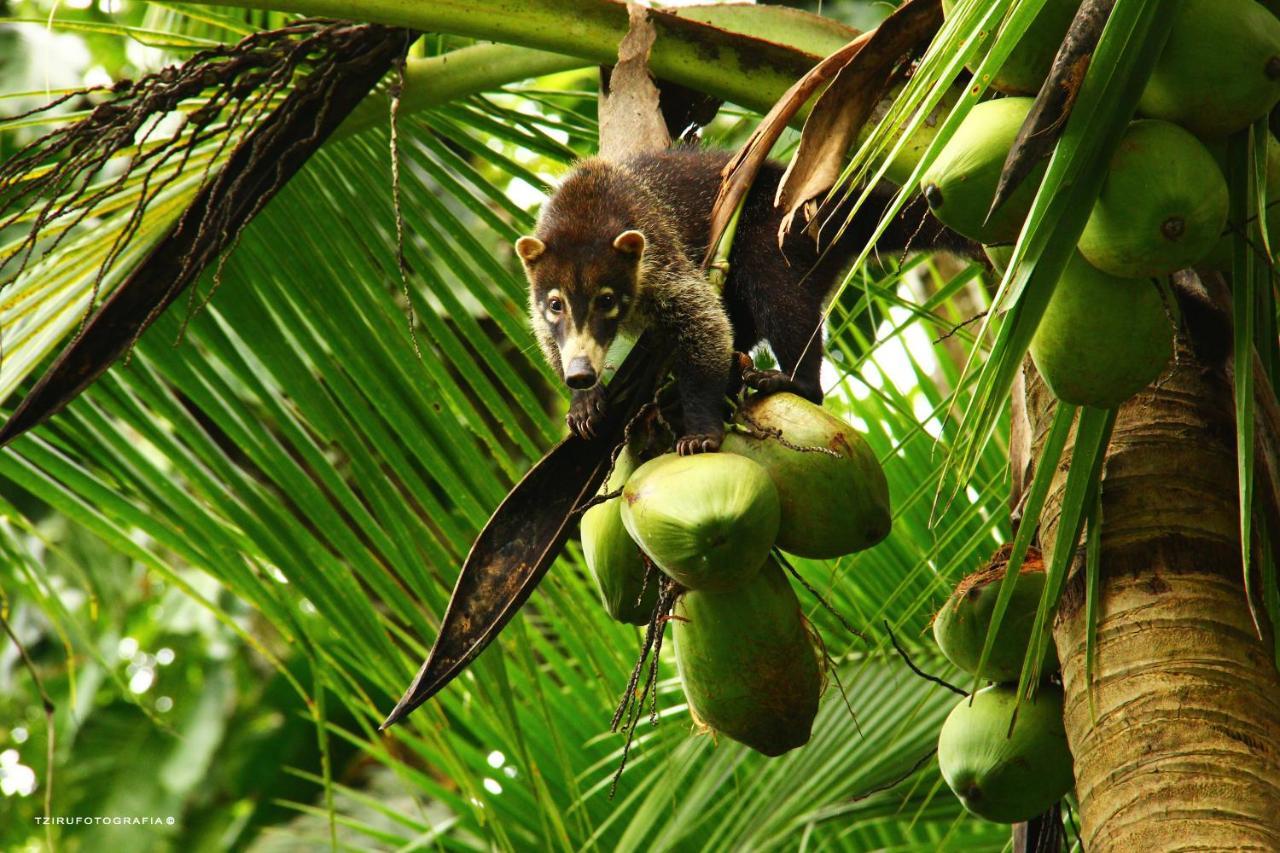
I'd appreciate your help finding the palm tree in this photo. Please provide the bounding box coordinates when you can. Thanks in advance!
[1,0,1277,850]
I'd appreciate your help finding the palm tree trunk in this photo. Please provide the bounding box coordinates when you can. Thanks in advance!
[1026,335,1280,850]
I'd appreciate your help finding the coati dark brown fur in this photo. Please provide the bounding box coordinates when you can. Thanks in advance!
[516,147,970,454]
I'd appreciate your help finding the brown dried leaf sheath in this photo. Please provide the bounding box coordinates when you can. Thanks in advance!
[951,542,1046,602]
[598,3,671,161]
[382,333,670,728]
[703,32,870,268]
[775,0,943,245]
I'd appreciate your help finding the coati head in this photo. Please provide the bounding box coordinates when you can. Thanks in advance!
[515,229,645,390]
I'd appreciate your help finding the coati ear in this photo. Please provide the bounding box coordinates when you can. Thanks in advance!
[515,236,546,265]
[612,229,646,258]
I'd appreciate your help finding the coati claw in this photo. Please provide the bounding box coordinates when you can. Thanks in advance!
[741,368,822,404]
[676,432,723,455]
[567,386,607,440]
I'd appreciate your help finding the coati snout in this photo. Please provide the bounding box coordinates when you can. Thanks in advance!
[516,229,645,391]
[563,358,596,390]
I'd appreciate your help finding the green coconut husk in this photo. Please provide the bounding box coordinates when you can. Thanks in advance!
[722,393,890,559]
[1138,0,1280,138]
[580,445,659,625]
[673,557,821,756]
[1030,252,1174,408]
[932,544,1057,683]
[620,452,779,591]
[938,683,1074,823]
[919,97,1040,244]
[1078,120,1228,278]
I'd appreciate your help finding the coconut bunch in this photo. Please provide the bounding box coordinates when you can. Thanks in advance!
[923,0,1280,408]
[579,392,891,755]
[930,546,1074,823]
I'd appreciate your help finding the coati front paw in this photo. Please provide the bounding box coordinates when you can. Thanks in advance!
[675,429,723,455]
[742,368,822,404]
[567,386,607,439]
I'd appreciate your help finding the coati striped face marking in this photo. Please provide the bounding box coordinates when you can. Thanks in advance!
[516,229,645,390]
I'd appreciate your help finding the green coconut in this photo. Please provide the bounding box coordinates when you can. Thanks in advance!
[1030,252,1173,408]
[722,393,890,559]
[620,452,779,591]
[580,445,659,625]
[1138,0,1280,138]
[938,684,1074,823]
[932,546,1057,683]
[941,0,1076,95]
[920,97,1041,244]
[673,557,821,756]
[1078,121,1228,278]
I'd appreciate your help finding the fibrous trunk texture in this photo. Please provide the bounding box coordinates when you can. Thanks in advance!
[1027,338,1280,852]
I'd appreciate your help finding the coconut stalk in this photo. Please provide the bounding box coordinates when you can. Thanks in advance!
[196,0,839,115]
[1026,333,1280,849]
[334,44,586,139]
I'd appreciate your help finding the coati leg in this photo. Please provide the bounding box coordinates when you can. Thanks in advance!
[654,269,734,455]
[674,362,731,454]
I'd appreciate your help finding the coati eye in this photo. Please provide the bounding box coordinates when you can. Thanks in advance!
[596,293,616,310]
[547,296,564,313]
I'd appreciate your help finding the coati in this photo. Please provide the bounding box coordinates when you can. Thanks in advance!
[515,147,969,454]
